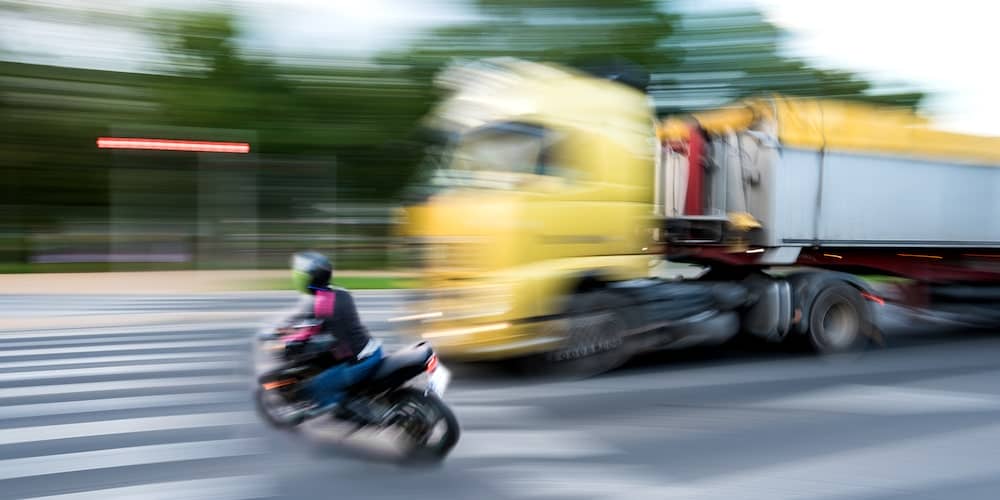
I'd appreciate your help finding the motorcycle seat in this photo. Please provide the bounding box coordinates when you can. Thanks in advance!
[360,342,434,392]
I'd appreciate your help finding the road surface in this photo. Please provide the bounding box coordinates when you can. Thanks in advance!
[1,292,999,499]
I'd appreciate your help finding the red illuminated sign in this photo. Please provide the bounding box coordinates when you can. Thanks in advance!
[97,137,250,154]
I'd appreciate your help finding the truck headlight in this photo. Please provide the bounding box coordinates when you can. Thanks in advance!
[454,283,513,319]
[393,283,513,323]
[422,322,511,339]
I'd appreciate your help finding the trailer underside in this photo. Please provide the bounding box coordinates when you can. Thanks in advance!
[667,245,1000,284]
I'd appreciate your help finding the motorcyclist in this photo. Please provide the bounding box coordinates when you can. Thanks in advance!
[266,251,383,419]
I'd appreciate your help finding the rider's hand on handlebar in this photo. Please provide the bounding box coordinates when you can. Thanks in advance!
[257,328,290,342]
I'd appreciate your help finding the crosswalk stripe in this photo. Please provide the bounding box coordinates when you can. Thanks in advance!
[0,351,234,370]
[0,323,240,339]
[450,405,546,427]
[0,333,242,349]
[0,392,246,419]
[0,303,279,500]
[453,429,619,460]
[20,475,273,500]
[0,339,246,358]
[0,361,240,383]
[0,411,258,446]
[487,464,692,500]
[0,438,265,481]
[677,421,1000,500]
[446,346,1000,405]
[487,422,1000,500]
[0,376,244,399]
[751,384,1000,415]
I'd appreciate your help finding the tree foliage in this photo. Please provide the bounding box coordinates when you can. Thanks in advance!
[653,10,924,111]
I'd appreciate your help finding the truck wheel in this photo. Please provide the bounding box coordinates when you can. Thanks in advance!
[543,291,631,378]
[807,284,872,354]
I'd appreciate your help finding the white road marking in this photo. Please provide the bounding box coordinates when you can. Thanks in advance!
[487,464,693,500]
[0,392,246,419]
[0,361,240,383]
[904,368,1000,393]
[450,405,548,427]
[446,343,1000,405]
[0,333,241,349]
[20,475,274,500]
[0,438,265,481]
[677,421,1000,500]
[751,384,1000,415]
[0,411,257,446]
[454,429,619,460]
[0,376,244,399]
[0,351,234,370]
[490,421,1000,500]
[0,339,245,358]
[1,313,272,332]
[0,322,237,339]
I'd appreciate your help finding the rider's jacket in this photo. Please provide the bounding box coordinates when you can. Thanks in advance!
[279,287,377,362]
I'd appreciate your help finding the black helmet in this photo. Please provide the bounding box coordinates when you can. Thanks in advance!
[291,251,332,294]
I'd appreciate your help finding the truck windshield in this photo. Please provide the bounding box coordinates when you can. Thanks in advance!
[452,123,546,174]
[429,122,556,190]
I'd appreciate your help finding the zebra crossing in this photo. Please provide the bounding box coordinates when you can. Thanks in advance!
[0,320,271,499]
[5,291,1000,499]
[0,292,412,499]
[19,476,273,500]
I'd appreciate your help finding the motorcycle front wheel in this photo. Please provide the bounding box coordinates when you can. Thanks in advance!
[254,387,305,429]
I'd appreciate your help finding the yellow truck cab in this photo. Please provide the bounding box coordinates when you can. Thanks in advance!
[397,59,667,370]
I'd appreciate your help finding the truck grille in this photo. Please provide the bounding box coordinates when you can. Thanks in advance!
[413,237,486,272]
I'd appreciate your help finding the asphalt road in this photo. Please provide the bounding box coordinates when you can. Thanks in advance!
[2,292,1000,499]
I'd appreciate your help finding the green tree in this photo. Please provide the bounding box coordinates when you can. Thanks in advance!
[153,11,293,135]
[389,5,923,119]
[653,10,924,112]
[377,0,685,193]
[150,10,434,201]
[406,1,677,68]
[383,0,680,88]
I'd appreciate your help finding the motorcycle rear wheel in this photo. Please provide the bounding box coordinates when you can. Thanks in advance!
[386,388,460,463]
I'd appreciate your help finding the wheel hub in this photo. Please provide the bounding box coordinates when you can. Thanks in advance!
[822,302,858,348]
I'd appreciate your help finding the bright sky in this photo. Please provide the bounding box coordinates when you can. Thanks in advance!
[3,0,997,135]
[748,0,1000,135]
[258,0,1000,135]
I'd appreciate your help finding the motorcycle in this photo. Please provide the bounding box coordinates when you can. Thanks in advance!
[254,324,460,462]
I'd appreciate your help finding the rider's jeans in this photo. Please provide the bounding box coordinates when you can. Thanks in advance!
[307,347,383,407]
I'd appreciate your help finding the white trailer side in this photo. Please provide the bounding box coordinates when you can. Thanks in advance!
[660,97,1000,253]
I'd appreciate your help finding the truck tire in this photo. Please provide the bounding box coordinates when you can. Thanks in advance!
[806,283,872,354]
[543,291,631,378]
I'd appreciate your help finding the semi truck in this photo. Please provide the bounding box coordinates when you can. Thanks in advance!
[394,58,1000,375]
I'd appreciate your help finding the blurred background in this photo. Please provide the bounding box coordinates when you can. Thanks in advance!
[0,0,951,276]
[4,2,1000,500]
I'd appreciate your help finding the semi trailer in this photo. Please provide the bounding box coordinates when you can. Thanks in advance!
[395,58,1000,374]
